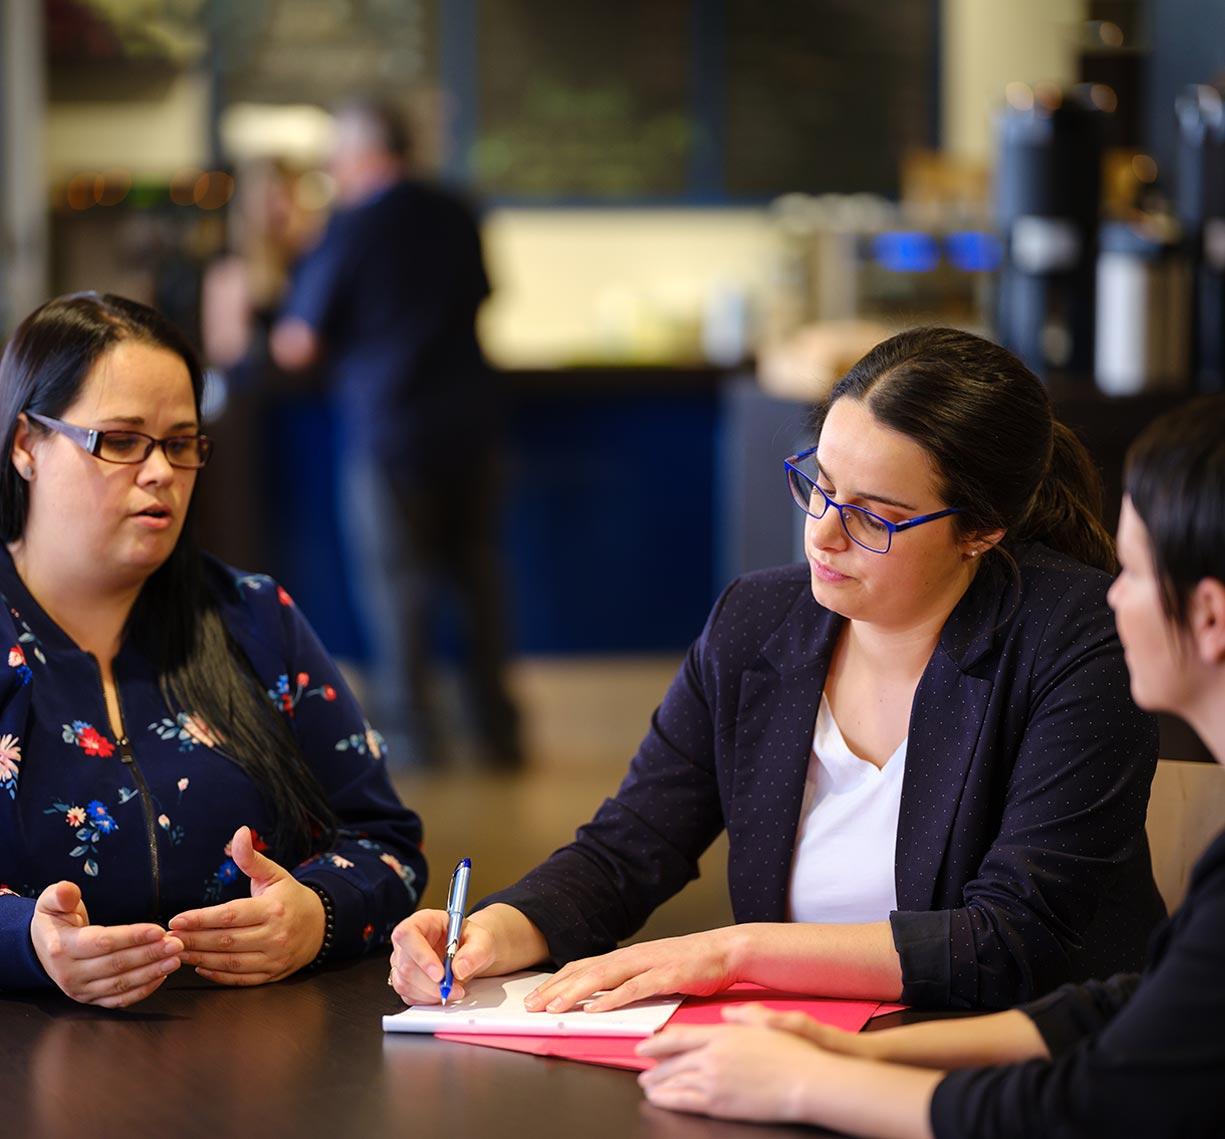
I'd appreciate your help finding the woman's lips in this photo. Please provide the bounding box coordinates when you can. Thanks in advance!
[809,558,851,584]
[131,506,173,530]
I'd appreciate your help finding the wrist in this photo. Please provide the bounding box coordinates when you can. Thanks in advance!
[719,922,759,983]
[300,881,335,969]
[467,903,548,974]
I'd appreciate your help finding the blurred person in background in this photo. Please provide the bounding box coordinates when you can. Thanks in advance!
[270,97,519,771]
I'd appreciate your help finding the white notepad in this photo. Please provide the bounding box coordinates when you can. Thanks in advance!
[382,970,683,1037]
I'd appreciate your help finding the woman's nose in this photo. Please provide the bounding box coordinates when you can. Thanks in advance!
[807,505,849,551]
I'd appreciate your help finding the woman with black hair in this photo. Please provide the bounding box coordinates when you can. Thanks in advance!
[0,292,426,1007]
[391,326,1162,1017]
[637,395,1225,1139]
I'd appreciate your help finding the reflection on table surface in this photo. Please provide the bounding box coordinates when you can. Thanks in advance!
[2,954,827,1139]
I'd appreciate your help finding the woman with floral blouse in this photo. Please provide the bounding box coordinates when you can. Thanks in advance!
[0,292,426,1007]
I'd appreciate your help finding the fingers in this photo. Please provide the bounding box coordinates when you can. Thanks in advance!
[36,922,183,1009]
[189,954,285,985]
[82,958,182,1009]
[388,910,495,1005]
[35,880,87,924]
[523,956,609,1011]
[525,954,648,1013]
[636,1026,718,1060]
[721,1004,846,1048]
[171,901,295,976]
[228,825,285,891]
[168,897,266,934]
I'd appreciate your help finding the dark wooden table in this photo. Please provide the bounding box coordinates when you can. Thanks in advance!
[1,955,852,1139]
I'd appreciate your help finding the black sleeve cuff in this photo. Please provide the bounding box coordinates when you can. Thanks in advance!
[890,907,952,1007]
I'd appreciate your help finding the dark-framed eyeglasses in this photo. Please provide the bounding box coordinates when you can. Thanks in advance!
[27,412,213,470]
[784,446,959,555]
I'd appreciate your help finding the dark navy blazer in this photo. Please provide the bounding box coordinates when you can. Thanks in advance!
[481,544,1165,1009]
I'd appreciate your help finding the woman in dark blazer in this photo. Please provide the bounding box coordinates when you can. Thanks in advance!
[390,327,1163,1013]
[637,396,1225,1139]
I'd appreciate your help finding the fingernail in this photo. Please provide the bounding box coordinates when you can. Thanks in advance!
[160,958,178,973]
[163,940,180,956]
[546,998,564,1012]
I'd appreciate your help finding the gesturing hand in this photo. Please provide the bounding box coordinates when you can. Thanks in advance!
[30,880,183,1008]
[169,825,325,985]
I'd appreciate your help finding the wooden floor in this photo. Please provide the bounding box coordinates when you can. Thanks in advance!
[390,655,733,940]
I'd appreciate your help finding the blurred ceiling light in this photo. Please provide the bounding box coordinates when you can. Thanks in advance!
[1034,83,1063,111]
[170,168,203,206]
[66,174,95,211]
[1005,82,1035,111]
[97,169,133,207]
[1090,84,1119,113]
[1131,154,1158,184]
[220,103,334,165]
[193,171,236,210]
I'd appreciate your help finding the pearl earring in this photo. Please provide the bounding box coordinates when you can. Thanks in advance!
[22,467,32,479]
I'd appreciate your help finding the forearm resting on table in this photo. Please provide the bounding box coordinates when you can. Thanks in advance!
[466,903,551,974]
[794,1051,943,1139]
[727,921,905,1000]
[855,1009,1050,1069]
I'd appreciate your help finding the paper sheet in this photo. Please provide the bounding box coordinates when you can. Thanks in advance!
[434,983,884,1071]
[382,971,683,1037]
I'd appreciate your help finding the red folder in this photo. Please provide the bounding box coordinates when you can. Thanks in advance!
[436,983,884,1072]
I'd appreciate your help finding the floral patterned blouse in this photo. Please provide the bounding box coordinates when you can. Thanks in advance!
[0,549,426,990]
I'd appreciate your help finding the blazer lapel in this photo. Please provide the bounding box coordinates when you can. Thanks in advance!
[727,597,841,924]
[895,559,1010,911]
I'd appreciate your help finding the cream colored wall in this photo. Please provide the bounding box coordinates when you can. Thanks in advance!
[35,7,1091,363]
[479,208,773,367]
[941,0,1087,161]
[45,71,210,180]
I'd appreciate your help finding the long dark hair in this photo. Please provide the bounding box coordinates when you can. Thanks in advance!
[1124,395,1225,626]
[0,292,335,858]
[817,327,1116,573]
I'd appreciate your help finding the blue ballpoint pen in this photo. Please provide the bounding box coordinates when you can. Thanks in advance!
[440,857,472,1005]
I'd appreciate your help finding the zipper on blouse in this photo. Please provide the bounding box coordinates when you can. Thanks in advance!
[118,734,162,922]
[86,653,162,922]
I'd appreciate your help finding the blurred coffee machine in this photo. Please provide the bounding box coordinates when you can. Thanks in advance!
[995,85,1110,378]
[1175,83,1225,393]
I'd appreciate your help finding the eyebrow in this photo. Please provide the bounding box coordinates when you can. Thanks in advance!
[814,459,919,512]
[97,415,199,432]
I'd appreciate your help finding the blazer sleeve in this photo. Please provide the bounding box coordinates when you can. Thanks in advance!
[245,578,428,959]
[891,577,1161,1009]
[474,581,739,964]
[930,870,1225,1138]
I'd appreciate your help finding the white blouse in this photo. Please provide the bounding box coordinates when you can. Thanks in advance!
[786,693,907,924]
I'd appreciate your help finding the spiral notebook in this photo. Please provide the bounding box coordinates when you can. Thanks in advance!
[382,971,684,1037]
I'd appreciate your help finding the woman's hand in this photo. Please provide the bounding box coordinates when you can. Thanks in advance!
[388,903,547,1005]
[524,927,745,1014]
[720,1001,874,1057]
[168,826,325,985]
[637,1023,828,1123]
[29,880,183,1008]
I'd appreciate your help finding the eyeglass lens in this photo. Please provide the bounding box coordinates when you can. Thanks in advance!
[787,467,890,552]
[98,432,210,468]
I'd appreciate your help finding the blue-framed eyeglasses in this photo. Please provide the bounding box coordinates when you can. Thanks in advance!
[784,446,960,555]
[27,412,212,470]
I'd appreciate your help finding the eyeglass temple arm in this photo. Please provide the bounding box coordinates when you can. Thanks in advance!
[26,413,101,454]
